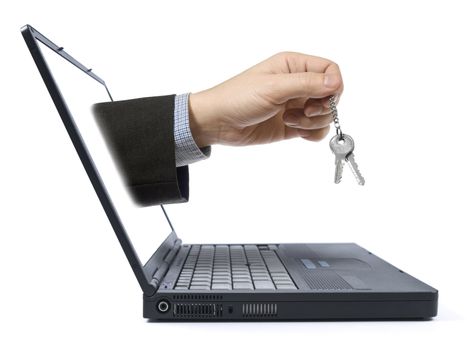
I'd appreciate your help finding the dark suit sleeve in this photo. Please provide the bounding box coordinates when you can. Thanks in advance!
[92,94,189,206]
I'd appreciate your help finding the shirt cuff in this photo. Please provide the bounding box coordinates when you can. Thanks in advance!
[174,93,211,167]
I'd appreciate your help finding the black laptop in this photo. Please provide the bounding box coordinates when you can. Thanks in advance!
[22,25,438,321]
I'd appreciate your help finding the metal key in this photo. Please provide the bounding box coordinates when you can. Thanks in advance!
[346,152,365,185]
[330,134,365,185]
[330,134,354,184]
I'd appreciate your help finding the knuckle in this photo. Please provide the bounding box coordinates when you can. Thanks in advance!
[272,51,301,70]
[275,51,295,59]
[270,51,289,63]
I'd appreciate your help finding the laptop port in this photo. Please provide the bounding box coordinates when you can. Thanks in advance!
[157,300,170,313]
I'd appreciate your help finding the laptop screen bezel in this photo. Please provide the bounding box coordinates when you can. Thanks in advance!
[21,24,167,296]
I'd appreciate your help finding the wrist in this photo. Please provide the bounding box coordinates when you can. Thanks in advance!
[188,91,220,148]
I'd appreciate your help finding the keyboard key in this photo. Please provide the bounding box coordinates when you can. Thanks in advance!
[190,285,210,290]
[252,277,272,282]
[270,272,289,277]
[274,281,294,286]
[178,276,191,281]
[213,275,230,280]
[232,266,248,271]
[253,281,275,289]
[212,276,231,281]
[213,269,230,273]
[192,280,211,285]
[251,272,270,277]
[276,284,297,290]
[212,283,232,290]
[272,277,292,283]
[233,282,254,290]
[190,280,210,285]
[233,278,252,283]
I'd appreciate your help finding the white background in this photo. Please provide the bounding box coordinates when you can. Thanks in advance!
[1,0,466,349]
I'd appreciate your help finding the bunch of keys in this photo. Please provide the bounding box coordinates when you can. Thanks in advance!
[328,96,365,185]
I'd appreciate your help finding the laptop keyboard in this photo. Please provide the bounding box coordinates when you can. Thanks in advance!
[174,244,297,290]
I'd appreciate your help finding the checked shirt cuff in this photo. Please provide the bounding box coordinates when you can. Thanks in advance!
[174,93,211,167]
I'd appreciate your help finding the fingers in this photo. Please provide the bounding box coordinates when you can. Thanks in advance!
[284,124,331,142]
[267,71,342,103]
[298,125,330,141]
[282,107,332,142]
[283,108,333,130]
[285,97,309,110]
[287,98,331,114]
[266,52,335,74]
[304,99,330,116]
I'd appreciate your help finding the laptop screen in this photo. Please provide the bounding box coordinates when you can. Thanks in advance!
[36,39,173,265]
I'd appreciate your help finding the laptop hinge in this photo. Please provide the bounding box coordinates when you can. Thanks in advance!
[150,238,182,289]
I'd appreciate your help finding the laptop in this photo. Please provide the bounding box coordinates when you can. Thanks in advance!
[22,24,438,321]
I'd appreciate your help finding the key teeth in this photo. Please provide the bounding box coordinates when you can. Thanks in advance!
[334,160,344,184]
[346,154,365,185]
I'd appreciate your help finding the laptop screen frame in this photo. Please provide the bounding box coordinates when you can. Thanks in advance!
[21,24,163,296]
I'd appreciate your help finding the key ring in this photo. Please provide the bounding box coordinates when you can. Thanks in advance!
[328,94,365,185]
[329,95,343,140]
[335,124,343,140]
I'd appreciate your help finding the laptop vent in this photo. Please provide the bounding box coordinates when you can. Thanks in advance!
[242,303,278,318]
[172,294,223,301]
[173,303,223,318]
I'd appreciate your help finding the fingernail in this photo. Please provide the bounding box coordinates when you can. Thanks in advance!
[284,120,299,127]
[324,74,339,88]
[305,105,322,117]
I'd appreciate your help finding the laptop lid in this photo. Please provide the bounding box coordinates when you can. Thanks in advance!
[21,25,176,296]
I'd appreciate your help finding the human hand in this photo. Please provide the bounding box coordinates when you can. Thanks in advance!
[188,52,343,148]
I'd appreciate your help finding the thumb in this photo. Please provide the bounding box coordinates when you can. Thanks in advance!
[266,72,341,104]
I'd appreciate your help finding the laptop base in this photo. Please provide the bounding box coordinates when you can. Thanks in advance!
[144,242,438,321]
[144,292,436,321]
